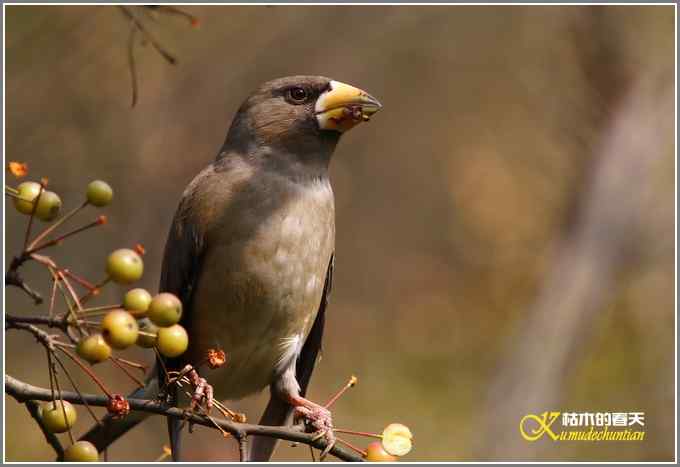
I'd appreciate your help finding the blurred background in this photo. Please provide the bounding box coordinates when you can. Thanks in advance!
[4,4,675,462]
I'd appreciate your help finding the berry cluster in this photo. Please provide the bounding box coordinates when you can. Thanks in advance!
[6,164,194,461]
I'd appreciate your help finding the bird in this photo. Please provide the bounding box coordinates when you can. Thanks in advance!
[80,75,382,461]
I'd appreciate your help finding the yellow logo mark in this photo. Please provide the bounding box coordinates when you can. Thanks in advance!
[519,411,561,441]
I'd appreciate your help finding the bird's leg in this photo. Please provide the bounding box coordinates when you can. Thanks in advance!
[273,368,336,457]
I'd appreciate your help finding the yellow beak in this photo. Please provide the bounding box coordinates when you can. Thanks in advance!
[315,80,382,132]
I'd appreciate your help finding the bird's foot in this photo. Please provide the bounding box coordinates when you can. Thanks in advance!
[173,364,214,412]
[187,366,214,412]
[293,399,336,459]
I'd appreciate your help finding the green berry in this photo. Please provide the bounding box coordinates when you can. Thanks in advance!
[63,441,99,462]
[101,310,139,349]
[34,190,62,222]
[12,181,41,215]
[106,249,143,284]
[156,324,188,358]
[148,293,183,327]
[76,334,111,364]
[123,288,152,316]
[136,318,159,348]
[86,180,113,207]
[40,400,77,433]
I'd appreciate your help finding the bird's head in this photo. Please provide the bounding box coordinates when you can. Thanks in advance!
[222,76,382,164]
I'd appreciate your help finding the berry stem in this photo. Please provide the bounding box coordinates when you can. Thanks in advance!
[324,375,358,409]
[46,349,57,404]
[78,304,123,316]
[50,353,76,444]
[110,356,147,373]
[27,200,88,251]
[79,277,111,305]
[56,270,83,311]
[47,266,85,337]
[335,437,367,457]
[23,181,45,251]
[333,428,382,439]
[56,346,113,398]
[137,330,156,338]
[53,353,102,426]
[26,217,105,256]
[59,269,98,292]
[108,356,145,388]
[48,276,59,320]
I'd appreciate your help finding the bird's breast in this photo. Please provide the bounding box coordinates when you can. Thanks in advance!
[189,176,335,400]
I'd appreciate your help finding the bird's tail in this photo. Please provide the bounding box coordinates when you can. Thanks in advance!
[248,394,293,461]
[78,371,159,453]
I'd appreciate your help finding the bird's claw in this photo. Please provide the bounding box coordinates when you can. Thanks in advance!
[294,404,335,459]
[180,364,214,412]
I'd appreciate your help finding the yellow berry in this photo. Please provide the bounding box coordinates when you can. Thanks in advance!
[101,310,139,349]
[63,441,99,462]
[40,400,77,433]
[148,293,183,327]
[76,334,111,364]
[106,249,143,284]
[86,180,113,207]
[381,423,413,456]
[34,190,62,221]
[123,288,152,316]
[156,324,188,358]
[12,181,41,215]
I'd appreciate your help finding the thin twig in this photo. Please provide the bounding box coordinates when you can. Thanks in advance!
[5,268,43,304]
[128,22,139,107]
[119,6,177,64]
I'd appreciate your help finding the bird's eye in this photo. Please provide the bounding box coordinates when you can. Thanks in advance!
[288,87,308,103]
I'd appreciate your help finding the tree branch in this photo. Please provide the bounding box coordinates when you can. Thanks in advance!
[5,375,364,462]
[5,256,43,304]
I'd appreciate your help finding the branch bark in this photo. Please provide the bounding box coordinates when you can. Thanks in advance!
[5,375,364,462]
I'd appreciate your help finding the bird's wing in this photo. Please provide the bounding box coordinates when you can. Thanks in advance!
[159,196,205,314]
[158,185,207,461]
[249,254,334,461]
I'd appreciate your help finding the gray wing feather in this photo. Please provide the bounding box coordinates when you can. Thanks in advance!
[158,192,206,461]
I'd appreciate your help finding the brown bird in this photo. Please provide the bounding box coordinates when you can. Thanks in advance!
[81,75,381,461]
